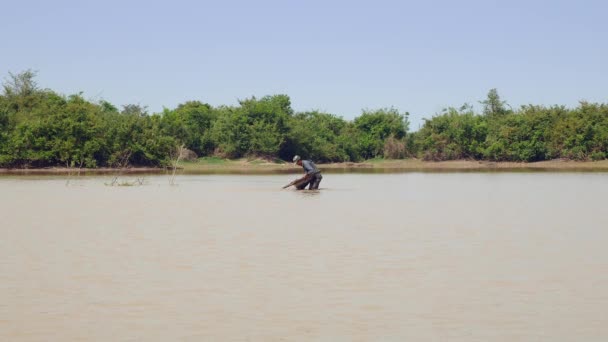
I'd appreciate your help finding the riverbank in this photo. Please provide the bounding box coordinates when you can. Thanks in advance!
[180,158,608,173]
[2,158,608,175]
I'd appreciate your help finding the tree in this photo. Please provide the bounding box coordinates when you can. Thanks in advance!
[121,104,148,117]
[161,101,216,155]
[480,88,509,117]
[281,111,350,162]
[353,108,409,159]
[206,95,296,159]
[414,105,487,160]
[3,70,38,98]
[209,106,250,158]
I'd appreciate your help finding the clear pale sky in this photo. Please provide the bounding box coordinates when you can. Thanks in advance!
[2,0,606,129]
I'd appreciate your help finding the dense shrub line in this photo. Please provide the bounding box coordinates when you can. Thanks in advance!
[1,71,606,168]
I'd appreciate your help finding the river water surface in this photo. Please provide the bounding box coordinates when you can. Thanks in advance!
[1,173,608,341]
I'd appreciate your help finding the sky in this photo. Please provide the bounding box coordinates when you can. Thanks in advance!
[1,0,607,129]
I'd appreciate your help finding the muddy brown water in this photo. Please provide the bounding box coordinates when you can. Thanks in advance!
[1,173,608,341]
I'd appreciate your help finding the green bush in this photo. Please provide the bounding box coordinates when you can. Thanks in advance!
[2,72,607,167]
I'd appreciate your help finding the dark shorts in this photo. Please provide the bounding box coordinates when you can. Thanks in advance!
[296,173,322,190]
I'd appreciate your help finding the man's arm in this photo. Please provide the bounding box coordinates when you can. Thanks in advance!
[282,173,313,189]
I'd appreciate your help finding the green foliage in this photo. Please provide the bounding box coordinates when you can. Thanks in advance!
[414,92,608,162]
[483,105,556,161]
[103,108,176,167]
[160,101,216,155]
[239,95,292,157]
[0,71,176,168]
[198,156,228,164]
[414,105,487,160]
[480,88,509,117]
[0,71,606,167]
[546,102,608,160]
[353,108,409,159]
[209,106,251,158]
[208,95,292,158]
[282,111,351,162]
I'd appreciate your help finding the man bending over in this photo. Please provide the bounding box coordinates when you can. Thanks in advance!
[293,155,323,190]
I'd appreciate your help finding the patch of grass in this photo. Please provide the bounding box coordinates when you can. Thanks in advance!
[245,156,287,165]
[367,157,386,163]
[198,156,228,164]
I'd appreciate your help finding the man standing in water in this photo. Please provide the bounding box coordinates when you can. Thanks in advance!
[293,155,323,190]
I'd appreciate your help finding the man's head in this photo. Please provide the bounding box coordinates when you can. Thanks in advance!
[293,155,302,165]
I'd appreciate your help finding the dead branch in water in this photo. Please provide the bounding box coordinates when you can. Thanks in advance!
[169,144,185,186]
[106,150,134,186]
[65,159,84,186]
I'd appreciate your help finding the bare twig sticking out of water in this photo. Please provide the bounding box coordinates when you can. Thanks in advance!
[105,150,141,186]
[65,160,84,186]
[169,144,185,186]
[65,161,72,186]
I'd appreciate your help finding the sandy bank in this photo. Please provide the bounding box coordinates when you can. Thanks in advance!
[2,159,608,175]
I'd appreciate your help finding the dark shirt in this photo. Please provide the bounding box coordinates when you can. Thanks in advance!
[301,160,320,175]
